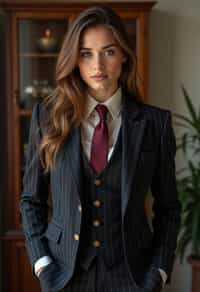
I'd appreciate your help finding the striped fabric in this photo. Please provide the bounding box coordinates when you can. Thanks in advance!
[19,88,182,292]
[59,256,137,292]
[77,126,124,271]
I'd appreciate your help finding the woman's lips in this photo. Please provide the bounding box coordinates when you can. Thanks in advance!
[91,74,108,81]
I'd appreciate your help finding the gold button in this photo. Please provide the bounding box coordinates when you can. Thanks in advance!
[78,204,82,212]
[93,240,101,247]
[74,233,79,241]
[93,219,101,227]
[93,200,101,207]
[94,179,101,186]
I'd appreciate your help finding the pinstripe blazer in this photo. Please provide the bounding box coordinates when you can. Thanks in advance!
[19,90,181,291]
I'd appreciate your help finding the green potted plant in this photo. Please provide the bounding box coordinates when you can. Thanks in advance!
[173,85,200,292]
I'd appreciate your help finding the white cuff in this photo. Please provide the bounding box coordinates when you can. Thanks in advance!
[34,256,53,277]
[158,268,168,287]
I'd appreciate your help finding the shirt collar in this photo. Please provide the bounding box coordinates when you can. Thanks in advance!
[84,86,122,120]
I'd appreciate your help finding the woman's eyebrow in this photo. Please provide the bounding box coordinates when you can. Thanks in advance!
[79,44,118,50]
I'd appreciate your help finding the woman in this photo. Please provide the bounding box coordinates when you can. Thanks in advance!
[20,6,181,292]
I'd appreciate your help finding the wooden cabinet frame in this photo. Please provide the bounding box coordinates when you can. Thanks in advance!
[0,2,156,291]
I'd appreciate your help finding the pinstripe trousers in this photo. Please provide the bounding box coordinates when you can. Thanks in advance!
[58,256,139,292]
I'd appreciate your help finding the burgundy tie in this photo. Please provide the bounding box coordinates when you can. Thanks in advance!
[90,104,109,174]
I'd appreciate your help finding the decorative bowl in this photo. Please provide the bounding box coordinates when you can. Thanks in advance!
[37,37,58,52]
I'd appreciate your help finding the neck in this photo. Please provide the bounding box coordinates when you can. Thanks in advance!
[87,85,119,102]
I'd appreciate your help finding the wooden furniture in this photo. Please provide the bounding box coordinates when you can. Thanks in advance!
[0,2,156,291]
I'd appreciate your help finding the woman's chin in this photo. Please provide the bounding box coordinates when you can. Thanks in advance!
[88,82,115,93]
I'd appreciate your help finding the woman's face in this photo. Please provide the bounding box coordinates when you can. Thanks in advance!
[77,25,126,101]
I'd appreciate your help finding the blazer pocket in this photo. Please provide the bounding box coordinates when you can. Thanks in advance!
[44,220,62,243]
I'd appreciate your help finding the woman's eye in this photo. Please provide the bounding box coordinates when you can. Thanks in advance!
[80,51,91,58]
[79,50,115,58]
[104,49,115,56]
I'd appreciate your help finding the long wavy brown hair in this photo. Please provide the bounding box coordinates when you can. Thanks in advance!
[39,5,142,173]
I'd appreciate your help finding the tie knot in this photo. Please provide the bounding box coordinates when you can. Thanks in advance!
[95,104,108,121]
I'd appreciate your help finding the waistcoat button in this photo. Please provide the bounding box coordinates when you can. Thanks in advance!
[93,240,101,247]
[93,200,101,207]
[73,233,79,241]
[93,219,101,227]
[94,179,101,186]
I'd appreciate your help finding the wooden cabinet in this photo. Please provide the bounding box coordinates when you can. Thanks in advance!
[0,2,156,291]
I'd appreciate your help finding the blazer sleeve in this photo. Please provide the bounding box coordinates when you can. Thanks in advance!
[150,110,182,284]
[19,102,50,276]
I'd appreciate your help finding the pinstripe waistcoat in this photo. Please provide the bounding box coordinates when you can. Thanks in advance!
[76,127,124,271]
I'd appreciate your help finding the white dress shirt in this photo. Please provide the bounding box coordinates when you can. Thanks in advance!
[34,86,167,285]
[81,86,122,161]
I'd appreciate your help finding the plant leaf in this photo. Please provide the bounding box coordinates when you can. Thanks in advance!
[177,229,191,263]
[173,113,195,127]
[181,84,198,124]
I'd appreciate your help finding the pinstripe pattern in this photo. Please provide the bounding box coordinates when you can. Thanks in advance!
[58,259,95,292]
[77,127,124,271]
[59,256,137,292]
[19,88,182,291]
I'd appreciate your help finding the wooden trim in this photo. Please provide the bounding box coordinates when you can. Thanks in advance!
[0,2,157,12]
[12,13,21,229]
[0,230,24,240]
[14,12,72,19]
[5,12,15,229]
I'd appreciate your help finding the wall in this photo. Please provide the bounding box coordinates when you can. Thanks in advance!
[149,1,200,291]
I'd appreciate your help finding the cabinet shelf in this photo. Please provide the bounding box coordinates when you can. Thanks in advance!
[20,53,58,58]
[18,109,32,116]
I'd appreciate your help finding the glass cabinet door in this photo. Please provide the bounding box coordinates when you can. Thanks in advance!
[18,19,67,181]
[19,19,67,110]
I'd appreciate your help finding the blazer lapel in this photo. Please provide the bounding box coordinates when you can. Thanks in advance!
[121,94,147,220]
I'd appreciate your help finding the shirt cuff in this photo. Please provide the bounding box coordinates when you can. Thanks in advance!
[158,268,168,287]
[34,256,53,277]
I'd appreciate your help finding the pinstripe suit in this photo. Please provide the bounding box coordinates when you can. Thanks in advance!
[19,89,181,292]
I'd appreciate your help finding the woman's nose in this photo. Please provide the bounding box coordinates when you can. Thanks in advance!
[93,55,105,71]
